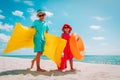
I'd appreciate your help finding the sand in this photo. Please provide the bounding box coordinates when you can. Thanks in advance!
[0,56,120,80]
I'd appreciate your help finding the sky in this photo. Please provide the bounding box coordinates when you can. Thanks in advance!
[0,0,120,55]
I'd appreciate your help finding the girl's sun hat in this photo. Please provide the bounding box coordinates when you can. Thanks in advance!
[62,24,72,33]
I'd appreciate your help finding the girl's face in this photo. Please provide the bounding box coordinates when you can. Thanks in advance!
[64,26,70,33]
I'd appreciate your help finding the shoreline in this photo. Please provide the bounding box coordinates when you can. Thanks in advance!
[0,55,120,65]
[0,56,120,80]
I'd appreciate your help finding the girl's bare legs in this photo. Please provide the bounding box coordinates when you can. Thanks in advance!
[69,59,74,70]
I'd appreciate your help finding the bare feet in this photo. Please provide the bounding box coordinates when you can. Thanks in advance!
[37,68,46,72]
[71,68,76,71]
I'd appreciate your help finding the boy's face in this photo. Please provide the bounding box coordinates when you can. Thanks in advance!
[38,13,45,21]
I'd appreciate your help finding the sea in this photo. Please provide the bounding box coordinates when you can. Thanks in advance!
[0,55,120,65]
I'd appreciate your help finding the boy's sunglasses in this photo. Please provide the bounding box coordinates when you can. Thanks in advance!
[39,14,45,17]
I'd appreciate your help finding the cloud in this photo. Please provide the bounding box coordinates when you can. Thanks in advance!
[93,16,104,21]
[47,20,53,25]
[30,13,38,21]
[92,37,105,40]
[0,14,5,19]
[43,6,48,10]
[0,33,10,42]
[92,16,112,21]
[0,10,5,19]
[23,1,34,6]
[90,25,101,30]
[27,8,53,21]
[63,12,69,17]
[12,10,25,19]
[45,11,54,17]
[0,22,13,31]
[27,8,35,13]
[14,0,34,6]
[100,43,108,46]
[27,8,38,21]
[28,9,53,21]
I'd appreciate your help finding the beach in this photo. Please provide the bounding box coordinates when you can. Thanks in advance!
[0,56,120,80]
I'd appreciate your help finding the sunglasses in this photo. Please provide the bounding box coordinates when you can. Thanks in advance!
[39,14,45,17]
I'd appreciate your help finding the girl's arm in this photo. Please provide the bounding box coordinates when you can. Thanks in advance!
[61,33,63,38]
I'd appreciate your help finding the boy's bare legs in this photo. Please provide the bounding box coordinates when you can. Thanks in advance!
[36,52,46,71]
[31,58,35,69]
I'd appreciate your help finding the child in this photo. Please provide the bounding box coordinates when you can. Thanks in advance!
[58,24,74,71]
[30,9,49,72]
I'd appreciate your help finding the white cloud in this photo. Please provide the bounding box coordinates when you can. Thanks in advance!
[92,37,105,40]
[0,14,5,19]
[27,8,53,21]
[0,22,13,31]
[14,0,34,6]
[93,16,104,21]
[12,10,25,19]
[43,6,48,10]
[47,20,53,25]
[30,13,38,21]
[27,8,38,21]
[27,8,35,13]
[0,9,5,19]
[100,43,108,46]
[93,16,112,21]
[63,12,69,16]
[45,11,54,17]
[0,33,10,42]
[90,25,101,30]
[23,1,34,6]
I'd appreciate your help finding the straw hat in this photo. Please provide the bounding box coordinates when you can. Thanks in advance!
[36,9,46,17]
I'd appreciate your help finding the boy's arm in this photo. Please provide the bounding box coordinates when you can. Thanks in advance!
[46,30,48,33]
[31,26,34,28]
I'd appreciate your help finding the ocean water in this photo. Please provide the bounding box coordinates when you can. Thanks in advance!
[79,55,120,65]
[0,55,120,65]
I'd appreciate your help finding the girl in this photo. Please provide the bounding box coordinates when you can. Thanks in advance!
[58,24,74,71]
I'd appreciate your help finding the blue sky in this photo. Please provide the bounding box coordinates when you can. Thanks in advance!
[0,0,120,55]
